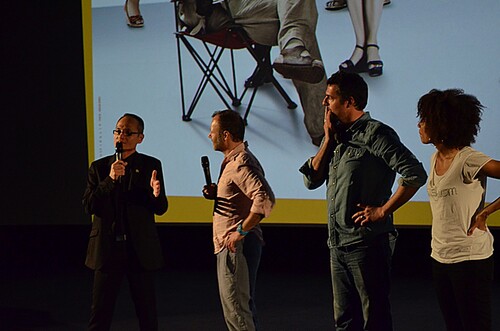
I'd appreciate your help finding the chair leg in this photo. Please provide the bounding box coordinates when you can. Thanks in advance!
[177,34,236,119]
[242,87,259,126]
[174,20,298,122]
[269,76,298,109]
[240,34,298,111]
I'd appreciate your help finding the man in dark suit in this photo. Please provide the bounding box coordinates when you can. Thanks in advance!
[83,113,168,331]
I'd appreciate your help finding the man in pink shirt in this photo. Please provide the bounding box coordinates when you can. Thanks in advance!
[203,109,275,331]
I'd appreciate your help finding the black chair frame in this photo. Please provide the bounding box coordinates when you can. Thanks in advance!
[172,0,297,124]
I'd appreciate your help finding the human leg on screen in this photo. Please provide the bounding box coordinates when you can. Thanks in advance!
[340,0,366,72]
[124,0,144,28]
[340,0,384,76]
[272,0,324,84]
[364,0,384,76]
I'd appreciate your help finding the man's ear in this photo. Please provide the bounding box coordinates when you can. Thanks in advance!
[346,96,356,109]
[137,133,145,144]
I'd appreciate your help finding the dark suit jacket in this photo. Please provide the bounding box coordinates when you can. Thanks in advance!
[83,152,168,271]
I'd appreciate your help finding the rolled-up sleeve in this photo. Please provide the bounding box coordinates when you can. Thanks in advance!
[397,168,427,188]
[250,193,274,217]
[299,157,326,190]
[237,165,275,218]
[372,127,427,189]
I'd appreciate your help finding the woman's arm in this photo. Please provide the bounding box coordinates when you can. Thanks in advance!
[468,196,500,235]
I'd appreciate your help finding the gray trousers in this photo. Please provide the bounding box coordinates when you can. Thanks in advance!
[217,242,255,331]
[179,0,326,140]
[226,0,326,140]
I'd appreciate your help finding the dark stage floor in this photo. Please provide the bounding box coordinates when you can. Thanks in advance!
[1,225,499,331]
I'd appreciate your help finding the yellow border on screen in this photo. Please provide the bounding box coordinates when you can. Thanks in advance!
[155,197,500,226]
[82,0,95,163]
[81,1,499,227]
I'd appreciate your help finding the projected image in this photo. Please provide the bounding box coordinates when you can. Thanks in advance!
[90,0,500,222]
[176,0,327,146]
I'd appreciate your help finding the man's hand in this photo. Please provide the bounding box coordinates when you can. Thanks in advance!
[227,231,244,253]
[150,170,161,197]
[202,183,217,200]
[353,203,386,226]
[110,160,127,181]
[226,213,263,252]
[323,107,337,143]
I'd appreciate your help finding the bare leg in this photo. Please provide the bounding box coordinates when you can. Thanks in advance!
[126,0,140,16]
[345,0,365,66]
[124,0,144,28]
[364,0,384,65]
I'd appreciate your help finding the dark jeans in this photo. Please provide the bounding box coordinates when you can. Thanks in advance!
[432,256,494,331]
[243,232,263,331]
[330,234,393,331]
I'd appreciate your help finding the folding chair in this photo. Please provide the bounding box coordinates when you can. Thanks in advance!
[172,0,297,125]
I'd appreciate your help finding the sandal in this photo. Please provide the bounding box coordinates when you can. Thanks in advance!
[326,0,389,11]
[366,44,383,77]
[325,0,347,11]
[124,0,144,28]
[339,45,368,74]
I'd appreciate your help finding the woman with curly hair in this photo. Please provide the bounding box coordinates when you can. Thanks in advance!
[417,88,500,331]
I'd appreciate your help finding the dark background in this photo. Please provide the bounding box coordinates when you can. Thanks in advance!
[1,1,499,330]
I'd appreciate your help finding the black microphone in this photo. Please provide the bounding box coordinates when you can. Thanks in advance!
[115,142,123,183]
[115,142,123,161]
[201,155,212,186]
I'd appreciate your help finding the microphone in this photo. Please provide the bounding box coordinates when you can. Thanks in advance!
[115,142,123,183]
[115,142,123,161]
[201,155,212,186]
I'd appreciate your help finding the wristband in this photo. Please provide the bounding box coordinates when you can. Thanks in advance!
[237,223,249,236]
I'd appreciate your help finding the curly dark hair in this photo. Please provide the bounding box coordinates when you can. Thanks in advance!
[417,89,484,148]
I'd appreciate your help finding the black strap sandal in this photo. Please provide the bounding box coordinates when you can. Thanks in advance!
[124,0,144,28]
[366,44,383,77]
[339,45,367,73]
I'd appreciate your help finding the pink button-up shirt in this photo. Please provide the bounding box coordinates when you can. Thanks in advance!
[212,142,275,253]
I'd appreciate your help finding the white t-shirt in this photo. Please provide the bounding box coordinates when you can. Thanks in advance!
[428,146,493,264]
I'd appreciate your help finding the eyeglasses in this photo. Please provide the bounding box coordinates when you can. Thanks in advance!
[113,129,142,137]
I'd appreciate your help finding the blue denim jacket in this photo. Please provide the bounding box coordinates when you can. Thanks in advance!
[300,113,427,248]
